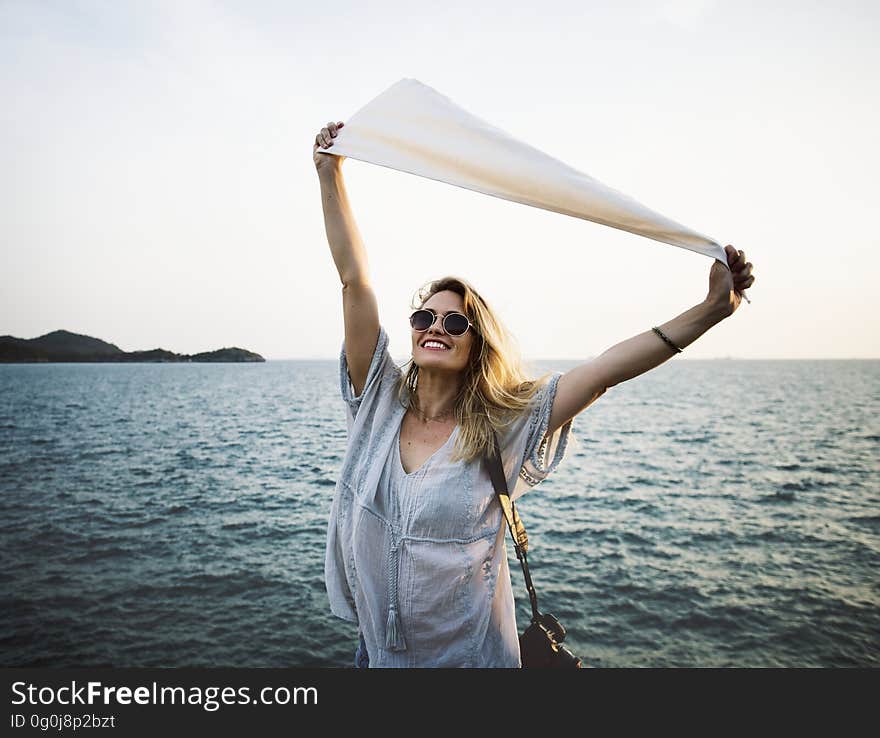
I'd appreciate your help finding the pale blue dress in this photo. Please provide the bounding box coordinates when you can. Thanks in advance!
[325,324,573,667]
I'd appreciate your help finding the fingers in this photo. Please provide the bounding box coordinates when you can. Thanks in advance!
[735,263,755,289]
[316,120,345,149]
[725,245,750,275]
[723,245,755,292]
[725,245,745,269]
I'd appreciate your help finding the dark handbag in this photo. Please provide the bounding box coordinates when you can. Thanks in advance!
[484,431,583,669]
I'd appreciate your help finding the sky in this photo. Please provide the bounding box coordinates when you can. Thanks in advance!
[2,0,878,360]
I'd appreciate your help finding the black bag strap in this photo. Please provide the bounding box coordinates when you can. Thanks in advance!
[484,430,541,623]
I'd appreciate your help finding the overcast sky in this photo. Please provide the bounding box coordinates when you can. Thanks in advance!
[2,0,877,360]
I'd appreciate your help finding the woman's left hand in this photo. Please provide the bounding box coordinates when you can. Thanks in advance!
[707,244,755,317]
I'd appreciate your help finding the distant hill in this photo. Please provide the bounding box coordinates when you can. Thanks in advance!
[0,330,265,363]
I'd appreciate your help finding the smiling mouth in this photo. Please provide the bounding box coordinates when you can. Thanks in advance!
[421,340,451,350]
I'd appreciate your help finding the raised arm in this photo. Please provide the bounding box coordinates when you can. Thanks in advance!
[314,120,380,398]
[544,245,755,437]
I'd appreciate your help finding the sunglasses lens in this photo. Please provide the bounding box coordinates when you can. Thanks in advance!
[444,313,469,336]
[410,310,434,331]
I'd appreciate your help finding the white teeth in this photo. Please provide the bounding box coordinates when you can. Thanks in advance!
[423,341,449,350]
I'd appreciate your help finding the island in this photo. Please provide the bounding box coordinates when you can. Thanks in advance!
[0,330,265,363]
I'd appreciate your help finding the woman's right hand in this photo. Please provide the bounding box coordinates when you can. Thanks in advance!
[313,120,345,175]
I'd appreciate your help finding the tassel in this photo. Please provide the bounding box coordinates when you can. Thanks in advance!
[384,606,406,651]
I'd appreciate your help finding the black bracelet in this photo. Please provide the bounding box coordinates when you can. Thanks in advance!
[652,326,683,353]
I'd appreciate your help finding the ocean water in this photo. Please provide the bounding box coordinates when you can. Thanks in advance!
[0,358,877,668]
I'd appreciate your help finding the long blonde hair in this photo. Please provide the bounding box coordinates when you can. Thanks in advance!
[394,275,555,465]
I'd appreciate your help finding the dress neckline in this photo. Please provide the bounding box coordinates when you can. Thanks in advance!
[396,418,458,477]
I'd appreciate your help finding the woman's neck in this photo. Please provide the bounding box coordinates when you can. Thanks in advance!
[412,368,462,421]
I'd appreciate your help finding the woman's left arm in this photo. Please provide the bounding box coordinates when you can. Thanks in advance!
[544,245,755,436]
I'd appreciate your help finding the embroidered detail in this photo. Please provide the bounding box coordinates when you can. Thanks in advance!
[481,558,493,580]
[530,376,555,470]
[536,434,549,467]
[515,373,572,489]
[519,465,541,487]
[529,373,568,474]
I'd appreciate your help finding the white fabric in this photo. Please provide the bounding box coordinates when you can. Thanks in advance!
[325,324,573,667]
[318,77,732,270]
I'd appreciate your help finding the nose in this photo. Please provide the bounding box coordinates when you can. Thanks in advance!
[417,313,445,334]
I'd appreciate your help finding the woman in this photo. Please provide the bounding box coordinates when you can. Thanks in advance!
[314,120,755,668]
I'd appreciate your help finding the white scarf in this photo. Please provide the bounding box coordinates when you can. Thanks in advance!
[318,78,736,280]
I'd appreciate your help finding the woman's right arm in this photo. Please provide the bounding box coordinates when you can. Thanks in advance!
[314,121,380,398]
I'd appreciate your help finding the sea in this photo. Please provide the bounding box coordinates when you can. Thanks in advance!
[1,358,877,668]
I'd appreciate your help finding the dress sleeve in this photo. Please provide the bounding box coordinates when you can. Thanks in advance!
[339,324,397,423]
[500,371,574,502]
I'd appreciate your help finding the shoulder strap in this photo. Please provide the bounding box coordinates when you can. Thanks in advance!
[485,431,541,622]
[485,431,529,552]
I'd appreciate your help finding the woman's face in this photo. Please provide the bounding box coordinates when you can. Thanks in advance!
[411,290,475,373]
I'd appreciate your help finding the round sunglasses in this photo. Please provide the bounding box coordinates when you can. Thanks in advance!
[409,308,476,337]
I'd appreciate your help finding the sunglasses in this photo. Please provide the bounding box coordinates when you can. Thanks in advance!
[409,308,476,337]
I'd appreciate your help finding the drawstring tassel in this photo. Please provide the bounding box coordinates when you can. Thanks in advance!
[385,606,406,651]
[385,540,406,651]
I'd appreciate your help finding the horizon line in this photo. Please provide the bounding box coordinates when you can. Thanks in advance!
[266,356,880,362]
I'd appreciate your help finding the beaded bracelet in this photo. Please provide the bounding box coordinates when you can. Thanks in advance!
[652,326,683,353]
